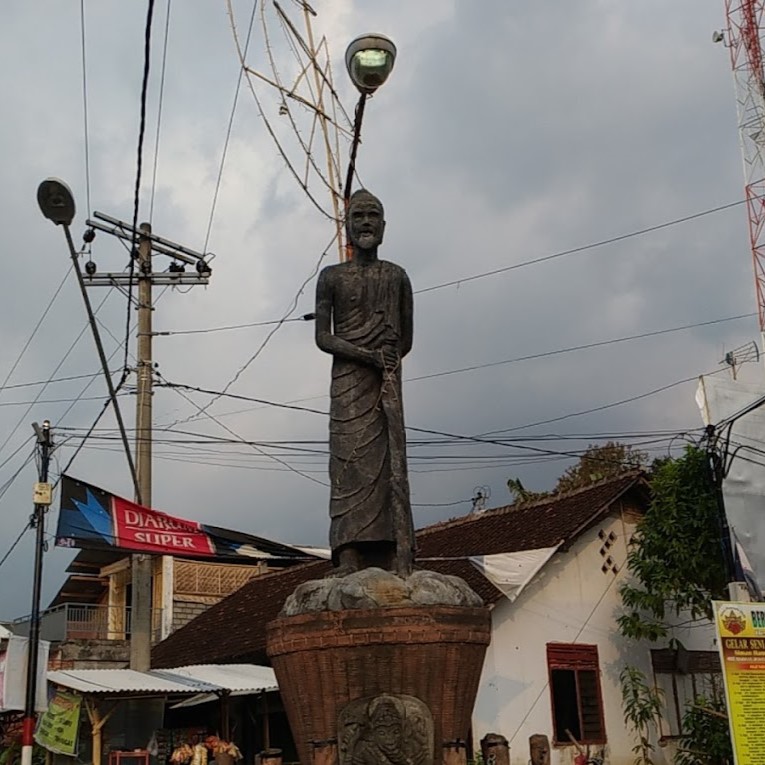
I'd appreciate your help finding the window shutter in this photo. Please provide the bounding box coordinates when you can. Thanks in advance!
[547,643,599,670]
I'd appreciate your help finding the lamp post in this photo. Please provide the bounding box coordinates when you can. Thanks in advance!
[342,33,396,259]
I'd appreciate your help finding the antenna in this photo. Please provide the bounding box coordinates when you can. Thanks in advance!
[471,485,490,514]
[225,0,353,261]
[720,340,760,379]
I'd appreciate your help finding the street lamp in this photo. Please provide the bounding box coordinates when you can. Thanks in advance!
[345,34,397,95]
[342,33,397,218]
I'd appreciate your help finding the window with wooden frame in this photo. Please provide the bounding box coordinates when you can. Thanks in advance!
[546,643,606,745]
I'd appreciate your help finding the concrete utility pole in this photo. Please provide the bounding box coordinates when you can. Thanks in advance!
[131,223,155,671]
[21,421,53,765]
[83,212,212,670]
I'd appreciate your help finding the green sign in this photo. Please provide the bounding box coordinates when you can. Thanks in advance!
[35,690,82,756]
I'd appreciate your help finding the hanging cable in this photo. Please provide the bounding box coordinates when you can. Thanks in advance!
[203,0,258,254]
[123,0,157,375]
[79,0,92,216]
[149,0,172,222]
[415,198,750,296]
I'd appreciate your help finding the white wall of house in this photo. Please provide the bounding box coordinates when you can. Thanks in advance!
[471,508,716,765]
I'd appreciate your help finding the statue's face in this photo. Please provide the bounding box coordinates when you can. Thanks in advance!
[348,199,385,250]
[529,738,549,765]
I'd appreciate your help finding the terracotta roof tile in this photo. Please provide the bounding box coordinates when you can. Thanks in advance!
[151,472,645,669]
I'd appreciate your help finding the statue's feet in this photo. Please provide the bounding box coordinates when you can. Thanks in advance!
[329,546,362,578]
[327,563,357,579]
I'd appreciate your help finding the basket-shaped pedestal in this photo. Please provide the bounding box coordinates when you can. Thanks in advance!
[266,605,491,765]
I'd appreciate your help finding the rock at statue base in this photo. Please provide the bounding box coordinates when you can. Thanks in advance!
[266,569,491,765]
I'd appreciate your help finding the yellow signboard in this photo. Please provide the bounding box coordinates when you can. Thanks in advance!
[35,689,82,756]
[714,601,765,764]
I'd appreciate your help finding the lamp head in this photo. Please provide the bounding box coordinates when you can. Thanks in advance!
[345,34,396,95]
[37,178,76,226]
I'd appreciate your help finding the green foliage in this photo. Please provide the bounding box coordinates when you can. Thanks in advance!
[619,666,664,765]
[555,441,647,493]
[674,696,732,765]
[618,446,727,641]
[506,477,549,503]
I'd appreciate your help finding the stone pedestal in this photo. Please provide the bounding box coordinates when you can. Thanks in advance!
[266,571,491,765]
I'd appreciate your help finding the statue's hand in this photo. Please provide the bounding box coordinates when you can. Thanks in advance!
[376,346,400,372]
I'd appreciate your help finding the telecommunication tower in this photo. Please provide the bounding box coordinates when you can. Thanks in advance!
[722,1,765,341]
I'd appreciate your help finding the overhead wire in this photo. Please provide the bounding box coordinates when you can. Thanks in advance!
[203,0,257,254]
[157,369,328,486]
[156,313,315,336]
[480,367,730,436]
[225,0,336,220]
[170,231,336,425]
[123,0,157,375]
[149,0,172,222]
[79,0,92,216]
[0,290,115,461]
[0,522,32,573]
[0,371,110,393]
[0,265,72,398]
[414,198,750,296]
[407,313,755,383]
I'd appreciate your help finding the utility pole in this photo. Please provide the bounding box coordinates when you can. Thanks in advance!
[131,222,154,671]
[21,421,53,765]
[82,212,211,671]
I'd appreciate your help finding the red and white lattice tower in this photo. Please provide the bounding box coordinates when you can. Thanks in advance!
[725,1,765,337]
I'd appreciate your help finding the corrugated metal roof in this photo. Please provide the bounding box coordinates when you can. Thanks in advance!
[46,664,277,696]
[47,669,216,695]
[160,664,277,693]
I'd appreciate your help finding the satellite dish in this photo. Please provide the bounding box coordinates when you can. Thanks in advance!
[712,30,725,44]
[37,178,75,226]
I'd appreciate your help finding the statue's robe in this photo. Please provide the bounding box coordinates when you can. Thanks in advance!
[327,259,413,559]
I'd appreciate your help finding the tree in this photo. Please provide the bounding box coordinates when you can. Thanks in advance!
[554,441,648,494]
[617,445,728,642]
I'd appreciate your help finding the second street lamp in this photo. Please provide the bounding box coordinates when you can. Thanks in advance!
[342,34,397,260]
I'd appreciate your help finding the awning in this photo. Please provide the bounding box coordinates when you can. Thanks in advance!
[469,545,559,601]
[47,664,277,697]
[167,664,279,708]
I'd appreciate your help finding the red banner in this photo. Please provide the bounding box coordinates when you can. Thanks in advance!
[111,496,216,555]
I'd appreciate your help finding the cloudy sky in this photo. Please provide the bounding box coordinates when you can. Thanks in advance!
[0,0,759,618]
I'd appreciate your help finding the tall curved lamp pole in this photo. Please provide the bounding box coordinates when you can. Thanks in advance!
[343,33,396,259]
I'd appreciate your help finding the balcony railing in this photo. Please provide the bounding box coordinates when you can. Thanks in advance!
[13,603,163,643]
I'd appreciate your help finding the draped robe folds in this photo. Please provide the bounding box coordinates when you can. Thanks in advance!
[323,259,414,561]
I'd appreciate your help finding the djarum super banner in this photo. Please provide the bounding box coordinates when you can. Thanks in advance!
[56,475,313,561]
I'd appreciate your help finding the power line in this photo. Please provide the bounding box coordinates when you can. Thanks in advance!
[480,367,728,436]
[124,0,157,374]
[0,371,108,393]
[158,370,328,486]
[408,313,755,383]
[0,523,31,572]
[79,0,91,216]
[149,0,172,222]
[156,312,315,336]
[171,232,335,425]
[415,198,749,296]
[203,0,258,254]
[156,380,326,416]
[0,266,72,397]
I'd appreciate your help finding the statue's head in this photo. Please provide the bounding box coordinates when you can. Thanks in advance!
[368,695,403,756]
[529,735,550,765]
[347,189,385,251]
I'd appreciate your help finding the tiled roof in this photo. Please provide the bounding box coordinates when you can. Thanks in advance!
[417,471,645,558]
[152,472,645,669]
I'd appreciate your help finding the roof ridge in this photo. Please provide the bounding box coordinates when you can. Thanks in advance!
[416,469,645,538]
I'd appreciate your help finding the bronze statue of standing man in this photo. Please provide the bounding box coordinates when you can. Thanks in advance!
[315,189,414,577]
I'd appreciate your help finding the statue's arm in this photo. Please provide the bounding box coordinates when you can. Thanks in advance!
[315,268,379,367]
[400,270,413,358]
